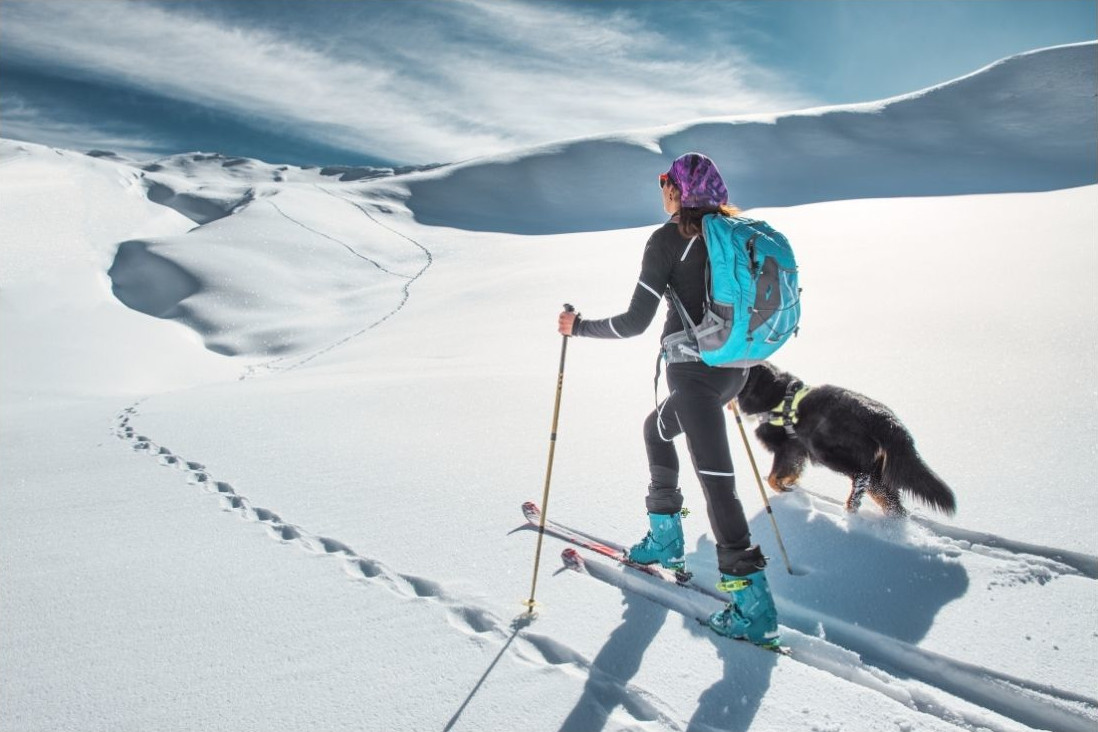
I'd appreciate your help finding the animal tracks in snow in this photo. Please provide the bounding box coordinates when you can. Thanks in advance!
[111,404,676,730]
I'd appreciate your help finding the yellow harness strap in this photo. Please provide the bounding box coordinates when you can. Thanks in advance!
[767,383,812,433]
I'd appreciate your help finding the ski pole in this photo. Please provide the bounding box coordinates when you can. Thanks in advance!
[524,304,575,615]
[730,399,794,574]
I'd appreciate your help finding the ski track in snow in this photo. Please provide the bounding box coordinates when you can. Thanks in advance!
[265,197,417,280]
[795,486,1098,582]
[110,404,686,732]
[539,515,1098,732]
[241,187,433,379]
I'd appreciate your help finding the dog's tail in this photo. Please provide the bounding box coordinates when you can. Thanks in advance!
[880,429,957,515]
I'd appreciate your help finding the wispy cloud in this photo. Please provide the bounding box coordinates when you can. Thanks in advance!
[0,94,166,158]
[1,0,817,163]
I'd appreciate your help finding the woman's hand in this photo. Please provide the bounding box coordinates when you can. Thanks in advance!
[558,309,577,336]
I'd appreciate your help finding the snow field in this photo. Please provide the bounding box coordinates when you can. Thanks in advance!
[2,41,1097,732]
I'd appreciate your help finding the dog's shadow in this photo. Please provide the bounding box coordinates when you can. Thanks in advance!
[698,490,969,644]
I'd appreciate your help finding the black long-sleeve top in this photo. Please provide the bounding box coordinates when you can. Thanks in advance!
[573,220,709,342]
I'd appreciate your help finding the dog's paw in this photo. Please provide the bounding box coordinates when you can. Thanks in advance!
[868,490,908,518]
[767,475,796,493]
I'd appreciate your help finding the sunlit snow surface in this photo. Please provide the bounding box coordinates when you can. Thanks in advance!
[1,42,1095,732]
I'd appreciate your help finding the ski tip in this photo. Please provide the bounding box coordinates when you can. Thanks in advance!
[561,547,586,571]
[522,501,541,522]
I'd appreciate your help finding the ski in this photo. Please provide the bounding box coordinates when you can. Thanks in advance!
[522,501,698,587]
[560,547,790,656]
[521,501,790,655]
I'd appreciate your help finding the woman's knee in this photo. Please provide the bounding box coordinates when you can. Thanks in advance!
[644,405,675,445]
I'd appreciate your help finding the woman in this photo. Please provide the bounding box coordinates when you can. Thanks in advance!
[557,152,779,648]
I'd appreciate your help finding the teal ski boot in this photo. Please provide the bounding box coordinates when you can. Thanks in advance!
[708,548,780,648]
[627,511,686,571]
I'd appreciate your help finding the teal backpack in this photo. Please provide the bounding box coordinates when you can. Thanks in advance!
[666,215,801,367]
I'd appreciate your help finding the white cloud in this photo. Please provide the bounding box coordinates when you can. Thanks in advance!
[1,0,818,163]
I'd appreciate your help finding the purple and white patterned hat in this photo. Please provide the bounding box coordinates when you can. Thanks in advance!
[664,153,728,209]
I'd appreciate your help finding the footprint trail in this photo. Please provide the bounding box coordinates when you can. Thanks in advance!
[111,404,683,731]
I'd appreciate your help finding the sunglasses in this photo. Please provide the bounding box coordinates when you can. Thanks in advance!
[659,173,674,189]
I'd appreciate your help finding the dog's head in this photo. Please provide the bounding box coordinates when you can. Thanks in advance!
[736,362,797,415]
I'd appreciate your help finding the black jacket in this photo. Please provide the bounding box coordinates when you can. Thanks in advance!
[573,220,708,342]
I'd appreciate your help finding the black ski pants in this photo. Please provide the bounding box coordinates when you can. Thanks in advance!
[643,361,752,574]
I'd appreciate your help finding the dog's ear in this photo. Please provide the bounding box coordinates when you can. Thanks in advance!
[737,363,786,414]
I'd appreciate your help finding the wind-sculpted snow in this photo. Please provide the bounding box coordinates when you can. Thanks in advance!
[104,184,432,358]
[399,42,1097,234]
[142,179,253,225]
[108,241,203,319]
[67,146,438,359]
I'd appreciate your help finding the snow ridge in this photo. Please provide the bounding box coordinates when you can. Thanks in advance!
[396,42,1097,235]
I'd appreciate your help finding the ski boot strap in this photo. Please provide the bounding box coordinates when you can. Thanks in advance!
[716,576,753,593]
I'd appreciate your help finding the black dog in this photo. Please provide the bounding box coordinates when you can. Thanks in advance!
[734,362,956,517]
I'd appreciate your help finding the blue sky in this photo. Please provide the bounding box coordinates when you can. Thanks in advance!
[1,0,1094,167]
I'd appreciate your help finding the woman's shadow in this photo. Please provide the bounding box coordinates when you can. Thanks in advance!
[556,589,671,732]
[680,536,778,732]
[684,593,778,732]
[557,550,777,732]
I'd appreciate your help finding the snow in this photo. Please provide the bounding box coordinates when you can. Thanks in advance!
[2,42,1097,732]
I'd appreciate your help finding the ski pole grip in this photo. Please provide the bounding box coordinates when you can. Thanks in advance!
[563,303,575,313]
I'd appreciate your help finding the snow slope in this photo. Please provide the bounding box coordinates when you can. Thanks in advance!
[2,43,1097,732]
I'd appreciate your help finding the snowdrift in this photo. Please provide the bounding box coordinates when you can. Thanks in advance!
[398,42,1098,233]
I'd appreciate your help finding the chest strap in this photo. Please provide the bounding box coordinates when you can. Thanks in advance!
[767,380,811,437]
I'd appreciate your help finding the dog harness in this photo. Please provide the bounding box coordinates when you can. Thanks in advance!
[767,380,811,437]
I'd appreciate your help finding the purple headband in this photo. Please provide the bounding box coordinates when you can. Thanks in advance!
[665,153,728,208]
